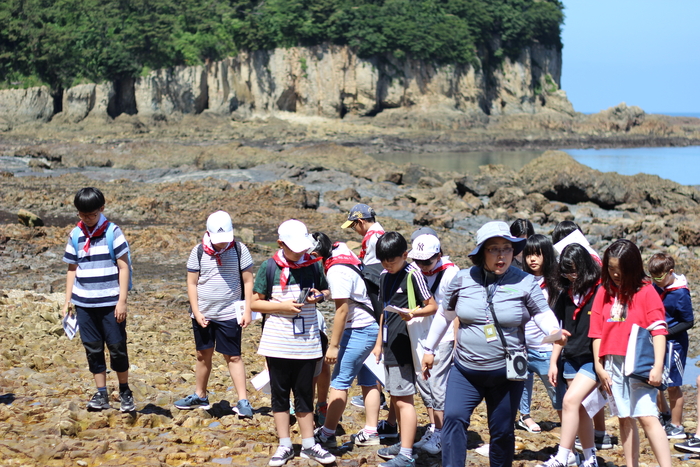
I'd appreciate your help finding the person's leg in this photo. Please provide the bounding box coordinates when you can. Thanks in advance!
[268,357,294,440]
[195,348,215,398]
[592,408,607,434]
[668,386,684,426]
[443,362,484,467]
[213,318,248,401]
[361,383,380,427]
[76,306,108,389]
[395,394,417,450]
[484,372,523,467]
[559,374,598,451]
[224,354,248,400]
[619,417,640,467]
[292,358,321,440]
[656,390,671,419]
[638,415,672,467]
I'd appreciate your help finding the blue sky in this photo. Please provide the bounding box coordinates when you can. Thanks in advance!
[561,1,700,115]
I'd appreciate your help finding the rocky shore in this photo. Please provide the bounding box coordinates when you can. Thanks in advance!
[1,135,700,466]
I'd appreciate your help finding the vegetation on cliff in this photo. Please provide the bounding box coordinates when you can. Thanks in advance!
[0,0,563,91]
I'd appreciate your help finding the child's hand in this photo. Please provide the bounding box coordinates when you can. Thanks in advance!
[280,300,303,315]
[421,354,434,380]
[325,346,339,364]
[648,366,663,387]
[306,288,325,304]
[597,367,612,395]
[548,364,558,387]
[399,309,415,321]
[239,310,252,328]
[372,344,383,364]
[193,310,209,328]
[62,303,72,318]
[115,301,127,323]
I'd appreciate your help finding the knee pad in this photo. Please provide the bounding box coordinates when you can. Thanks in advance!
[106,341,129,373]
[83,340,106,374]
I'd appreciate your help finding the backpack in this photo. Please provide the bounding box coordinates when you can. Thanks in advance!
[196,241,244,299]
[70,223,133,290]
[264,257,321,300]
[333,263,382,323]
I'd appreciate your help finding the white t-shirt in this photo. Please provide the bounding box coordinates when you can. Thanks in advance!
[524,276,553,352]
[362,221,384,266]
[420,257,459,344]
[326,244,376,329]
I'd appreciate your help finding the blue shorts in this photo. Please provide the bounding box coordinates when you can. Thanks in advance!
[192,318,242,356]
[330,323,379,390]
[667,339,688,388]
[562,357,597,382]
[606,355,658,418]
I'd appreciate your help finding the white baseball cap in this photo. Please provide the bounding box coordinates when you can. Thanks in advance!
[408,234,441,260]
[278,219,314,253]
[207,211,234,244]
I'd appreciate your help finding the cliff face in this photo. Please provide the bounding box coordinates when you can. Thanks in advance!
[0,44,573,127]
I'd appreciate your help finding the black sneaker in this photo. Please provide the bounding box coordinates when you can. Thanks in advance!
[87,391,111,411]
[313,427,337,449]
[575,433,617,451]
[119,390,135,412]
[665,423,686,439]
[378,420,399,439]
[675,436,700,453]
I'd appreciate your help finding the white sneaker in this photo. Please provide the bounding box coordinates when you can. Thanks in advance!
[567,451,579,466]
[269,445,294,467]
[580,455,598,467]
[422,431,441,455]
[300,443,336,465]
[413,429,433,449]
[475,444,490,457]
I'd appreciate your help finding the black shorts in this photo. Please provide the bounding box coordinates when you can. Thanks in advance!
[267,356,320,414]
[192,318,242,356]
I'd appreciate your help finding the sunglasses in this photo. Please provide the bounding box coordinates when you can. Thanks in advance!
[651,272,668,282]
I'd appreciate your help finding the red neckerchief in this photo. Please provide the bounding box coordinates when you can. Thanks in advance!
[540,280,546,289]
[202,234,236,266]
[570,280,600,320]
[273,250,322,289]
[324,254,361,274]
[423,262,455,277]
[359,228,385,259]
[77,218,110,253]
[661,285,689,301]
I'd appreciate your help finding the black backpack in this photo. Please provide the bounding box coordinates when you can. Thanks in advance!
[334,262,383,323]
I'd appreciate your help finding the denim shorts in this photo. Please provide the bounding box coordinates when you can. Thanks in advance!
[606,355,659,418]
[562,357,598,382]
[330,322,379,390]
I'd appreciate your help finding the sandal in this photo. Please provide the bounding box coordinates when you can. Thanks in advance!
[516,415,541,433]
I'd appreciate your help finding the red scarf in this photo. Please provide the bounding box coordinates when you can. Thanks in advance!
[570,280,600,320]
[359,228,385,259]
[423,262,455,277]
[202,234,236,266]
[661,285,689,301]
[540,280,546,289]
[324,255,361,274]
[273,250,322,289]
[77,217,110,253]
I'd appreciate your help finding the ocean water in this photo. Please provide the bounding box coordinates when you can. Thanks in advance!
[371,145,700,186]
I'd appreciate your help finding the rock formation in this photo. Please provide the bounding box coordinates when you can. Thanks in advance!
[0,44,572,127]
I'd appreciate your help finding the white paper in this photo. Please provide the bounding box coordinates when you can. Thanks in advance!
[384,305,410,314]
[251,370,271,394]
[234,300,262,322]
[540,328,562,344]
[582,387,608,418]
[62,313,78,340]
[363,353,386,387]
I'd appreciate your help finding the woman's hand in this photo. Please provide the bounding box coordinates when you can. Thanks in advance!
[325,346,339,365]
[421,354,434,380]
[648,366,663,387]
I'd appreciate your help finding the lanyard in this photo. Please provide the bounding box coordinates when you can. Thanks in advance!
[382,270,405,322]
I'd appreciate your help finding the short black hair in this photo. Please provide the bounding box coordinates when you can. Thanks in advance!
[376,231,407,261]
[510,218,535,238]
[74,187,105,212]
[552,221,582,244]
[311,232,333,262]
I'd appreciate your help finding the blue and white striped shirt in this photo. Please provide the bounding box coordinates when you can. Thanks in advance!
[63,224,129,308]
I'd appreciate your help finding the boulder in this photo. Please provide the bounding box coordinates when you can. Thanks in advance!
[59,84,96,123]
[0,86,54,126]
[518,151,700,212]
[454,165,519,197]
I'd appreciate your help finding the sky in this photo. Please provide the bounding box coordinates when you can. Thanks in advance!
[560,1,700,115]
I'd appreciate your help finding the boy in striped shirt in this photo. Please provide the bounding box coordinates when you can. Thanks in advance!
[62,187,134,412]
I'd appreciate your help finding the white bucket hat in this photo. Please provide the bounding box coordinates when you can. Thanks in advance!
[468,221,526,257]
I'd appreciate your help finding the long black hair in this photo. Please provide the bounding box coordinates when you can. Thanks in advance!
[552,220,582,244]
[602,239,646,304]
[522,234,559,308]
[558,243,601,297]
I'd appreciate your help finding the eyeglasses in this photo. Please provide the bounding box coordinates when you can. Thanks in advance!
[77,209,101,220]
[485,247,513,256]
[652,272,668,282]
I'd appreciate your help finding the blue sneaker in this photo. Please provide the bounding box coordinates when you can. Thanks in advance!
[235,399,254,418]
[379,453,415,467]
[174,393,210,410]
[378,442,403,460]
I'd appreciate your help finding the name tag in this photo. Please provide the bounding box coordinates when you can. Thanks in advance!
[383,324,389,344]
[293,316,305,335]
[484,323,498,343]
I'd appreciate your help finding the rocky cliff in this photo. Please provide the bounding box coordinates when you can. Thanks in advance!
[0,44,572,127]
